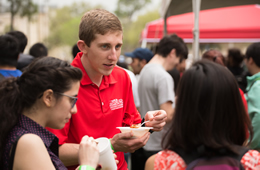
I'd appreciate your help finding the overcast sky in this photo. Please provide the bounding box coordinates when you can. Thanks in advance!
[37,0,160,13]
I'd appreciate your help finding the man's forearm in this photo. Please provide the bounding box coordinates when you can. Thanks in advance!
[59,143,80,167]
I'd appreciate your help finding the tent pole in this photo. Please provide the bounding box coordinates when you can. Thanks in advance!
[164,15,168,36]
[192,0,201,61]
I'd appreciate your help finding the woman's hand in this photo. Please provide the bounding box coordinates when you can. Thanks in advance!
[78,135,99,168]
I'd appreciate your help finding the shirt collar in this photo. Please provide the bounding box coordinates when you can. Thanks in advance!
[247,71,260,84]
[71,52,117,88]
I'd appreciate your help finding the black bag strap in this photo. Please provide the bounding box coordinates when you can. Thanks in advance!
[8,134,23,170]
[245,77,260,93]
[173,145,249,165]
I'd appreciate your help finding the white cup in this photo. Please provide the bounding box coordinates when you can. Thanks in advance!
[95,137,117,170]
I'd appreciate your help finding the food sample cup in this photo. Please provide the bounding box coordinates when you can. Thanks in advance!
[95,137,117,170]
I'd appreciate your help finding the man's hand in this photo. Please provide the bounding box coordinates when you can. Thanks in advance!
[144,110,167,131]
[111,131,150,153]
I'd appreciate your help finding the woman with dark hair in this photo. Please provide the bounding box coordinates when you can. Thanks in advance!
[145,60,260,170]
[0,57,100,170]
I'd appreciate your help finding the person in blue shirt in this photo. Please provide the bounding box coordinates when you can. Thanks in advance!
[0,34,22,79]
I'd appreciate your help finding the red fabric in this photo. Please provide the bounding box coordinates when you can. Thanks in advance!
[239,88,248,112]
[142,4,260,41]
[48,52,142,170]
[239,88,249,139]
[154,150,260,170]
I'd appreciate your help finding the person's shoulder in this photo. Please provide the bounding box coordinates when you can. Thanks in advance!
[14,133,55,169]
[17,133,45,148]
[153,150,186,170]
[241,150,260,169]
[112,66,129,77]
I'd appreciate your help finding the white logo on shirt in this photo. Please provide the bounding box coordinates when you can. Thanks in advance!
[109,99,123,110]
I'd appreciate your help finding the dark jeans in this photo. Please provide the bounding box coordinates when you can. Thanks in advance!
[131,147,159,170]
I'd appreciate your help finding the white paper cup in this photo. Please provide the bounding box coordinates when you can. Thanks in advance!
[95,137,117,170]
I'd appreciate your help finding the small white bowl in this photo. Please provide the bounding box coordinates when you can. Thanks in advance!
[116,127,153,138]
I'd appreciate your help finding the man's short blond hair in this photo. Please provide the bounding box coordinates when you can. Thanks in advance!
[79,9,123,47]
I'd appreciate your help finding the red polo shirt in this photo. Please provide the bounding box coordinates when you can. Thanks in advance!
[48,52,141,170]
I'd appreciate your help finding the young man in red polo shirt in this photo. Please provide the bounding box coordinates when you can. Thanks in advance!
[48,9,167,170]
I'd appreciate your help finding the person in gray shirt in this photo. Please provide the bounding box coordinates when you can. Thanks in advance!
[131,34,188,170]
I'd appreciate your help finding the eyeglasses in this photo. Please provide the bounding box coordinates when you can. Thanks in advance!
[56,93,78,109]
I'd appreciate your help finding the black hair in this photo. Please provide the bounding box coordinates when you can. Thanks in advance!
[7,31,28,53]
[156,34,188,60]
[246,42,260,67]
[29,42,48,58]
[72,44,80,59]
[163,59,252,154]
[0,34,20,67]
[227,48,244,67]
[0,57,82,161]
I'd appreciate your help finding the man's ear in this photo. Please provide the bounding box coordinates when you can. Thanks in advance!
[42,89,54,107]
[140,59,147,65]
[248,57,255,65]
[77,40,88,54]
[169,48,176,58]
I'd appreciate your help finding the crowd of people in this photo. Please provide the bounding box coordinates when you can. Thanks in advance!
[0,7,260,170]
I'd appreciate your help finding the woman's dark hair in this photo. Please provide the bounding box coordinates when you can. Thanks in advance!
[0,57,82,160]
[162,59,252,154]
[246,42,260,67]
[227,48,245,67]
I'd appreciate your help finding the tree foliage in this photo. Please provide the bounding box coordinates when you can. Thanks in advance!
[7,0,38,31]
[115,0,151,20]
[121,10,160,53]
[46,2,102,49]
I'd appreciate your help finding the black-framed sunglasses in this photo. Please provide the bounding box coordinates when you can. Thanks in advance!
[56,93,78,109]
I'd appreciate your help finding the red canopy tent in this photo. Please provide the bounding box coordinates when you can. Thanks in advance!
[141,4,260,44]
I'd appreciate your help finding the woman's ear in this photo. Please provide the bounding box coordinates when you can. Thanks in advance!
[42,89,54,107]
[77,40,88,54]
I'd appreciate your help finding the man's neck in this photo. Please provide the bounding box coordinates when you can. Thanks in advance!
[0,66,16,70]
[81,55,103,87]
[251,67,260,75]
[149,54,168,70]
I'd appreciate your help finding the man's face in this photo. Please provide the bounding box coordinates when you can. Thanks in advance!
[130,58,142,75]
[176,59,186,73]
[84,31,123,77]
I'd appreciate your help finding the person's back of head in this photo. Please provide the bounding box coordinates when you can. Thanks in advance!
[0,57,83,161]
[157,34,188,60]
[202,49,225,66]
[0,34,20,67]
[163,59,252,153]
[7,31,28,53]
[79,9,122,47]
[246,42,260,68]
[29,43,48,58]
[72,44,80,59]
[227,48,244,67]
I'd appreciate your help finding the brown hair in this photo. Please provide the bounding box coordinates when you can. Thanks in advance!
[79,9,123,47]
[163,60,252,154]
[202,49,226,66]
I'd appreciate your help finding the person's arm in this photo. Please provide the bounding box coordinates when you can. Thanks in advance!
[160,101,175,123]
[13,134,56,170]
[59,143,80,167]
[145,154,156,170]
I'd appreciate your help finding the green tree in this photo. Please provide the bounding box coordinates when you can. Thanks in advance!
[47,2,102,49]
[7,0,38,31]
[122,10,160,53]
[115,0,151,20]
